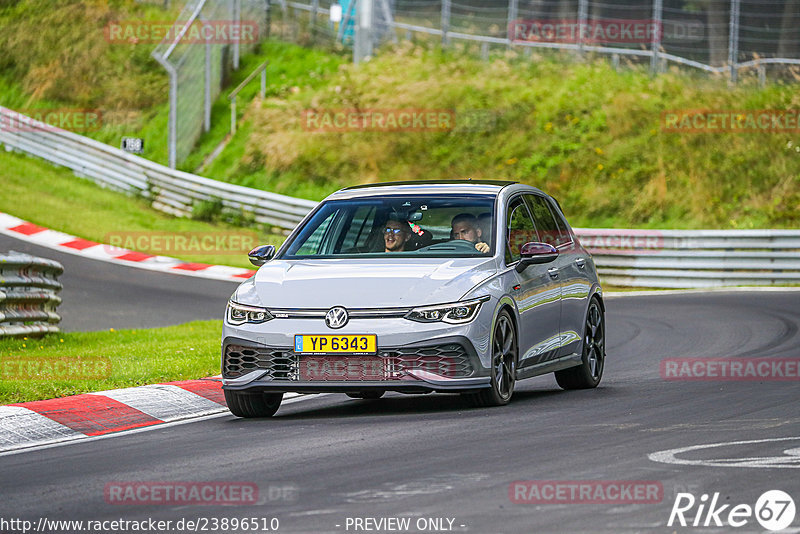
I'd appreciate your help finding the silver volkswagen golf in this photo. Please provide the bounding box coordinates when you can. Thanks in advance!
[222,181,605,417]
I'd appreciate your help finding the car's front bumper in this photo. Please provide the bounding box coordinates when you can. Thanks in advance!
[221,301,497,394]
[221,332,492,394]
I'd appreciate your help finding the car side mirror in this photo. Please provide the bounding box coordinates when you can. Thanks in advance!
[515,242,558,272]
[248,245,275,266]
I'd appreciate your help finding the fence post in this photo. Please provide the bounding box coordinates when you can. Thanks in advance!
[354,0,374,64]
[265,0,271,39]
[577,0,588,57]
[203,15,212,133]
[169,73,177,169]
[290,5,296,40]
[441,0,450,47]
[233,0,241,69]
[650,0,662,74]
[231,96,237,135]
[507,0,518,46]
[758,63,766,86]
[261,68,267,98]
[280,3,287,40]
[378,0,398,44]
[728,0,740,83]
[311,0,319,35]
[153,55,178,169]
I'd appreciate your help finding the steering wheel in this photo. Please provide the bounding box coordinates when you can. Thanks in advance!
[416,239,478,253]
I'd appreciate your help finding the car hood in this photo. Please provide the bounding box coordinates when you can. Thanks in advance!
[246,257,497,309]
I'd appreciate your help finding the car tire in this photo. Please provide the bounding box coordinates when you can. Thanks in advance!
[464,309,517,407]
[555,297,605,390]
[224,390,283,418]
[346,391,385,400]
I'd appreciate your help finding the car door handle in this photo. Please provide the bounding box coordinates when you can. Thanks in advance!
[547,268,559,279]
[575,258,586,269]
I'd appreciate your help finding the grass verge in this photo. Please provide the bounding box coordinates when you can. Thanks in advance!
[0,320,222,404]
[1,0,796,231]
[0,150,285,269]
[208,42,799,229]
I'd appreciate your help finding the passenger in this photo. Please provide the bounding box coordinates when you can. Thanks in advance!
[451,213,490,253]
[383,218,411,252]
[477,212,493,243]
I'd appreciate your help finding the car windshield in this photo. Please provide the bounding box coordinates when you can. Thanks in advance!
[280,194,496,259]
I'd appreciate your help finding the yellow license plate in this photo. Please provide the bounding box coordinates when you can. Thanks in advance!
[294,334,377,355]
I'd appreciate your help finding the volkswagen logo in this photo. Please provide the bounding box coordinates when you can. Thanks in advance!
[325,306,349,329]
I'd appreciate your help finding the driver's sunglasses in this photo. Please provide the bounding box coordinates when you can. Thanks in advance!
[384,227,403,235]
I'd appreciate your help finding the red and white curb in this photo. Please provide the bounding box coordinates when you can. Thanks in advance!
[0,379,228,453]
[0,379,307,453]
[0,212,257,282]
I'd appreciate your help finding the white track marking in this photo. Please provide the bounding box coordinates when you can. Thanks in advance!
[649,436,800,469]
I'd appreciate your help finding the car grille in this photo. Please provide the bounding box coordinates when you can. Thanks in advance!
[223,345,297,380]
[223,343,474,380]
[383,343,474,379]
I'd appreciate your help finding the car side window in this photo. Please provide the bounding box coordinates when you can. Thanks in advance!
[293,211,336,255]
[339,206,378,251]
[547,199,573,246]
[505,197,538,264]
[524,194,570,247]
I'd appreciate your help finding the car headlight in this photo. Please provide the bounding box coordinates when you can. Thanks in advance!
[226,301,273,326]
[404,296,490,324]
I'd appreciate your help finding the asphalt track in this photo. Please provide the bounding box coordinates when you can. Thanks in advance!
[2,234,800,533]
[0,234,236,331]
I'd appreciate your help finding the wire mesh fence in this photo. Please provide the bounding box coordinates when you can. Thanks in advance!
[280,0,800,79]
[147,0,798,168]
[151,0,268,168]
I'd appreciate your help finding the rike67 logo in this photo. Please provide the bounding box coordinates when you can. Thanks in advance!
[668,490,796,531]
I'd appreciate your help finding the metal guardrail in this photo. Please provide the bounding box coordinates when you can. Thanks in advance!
[0,252,63,337]
[2,109,798,289]
[574,229,800,288]
[0,106,318,230]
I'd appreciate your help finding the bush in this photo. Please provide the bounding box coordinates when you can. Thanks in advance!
[191,198,225,222]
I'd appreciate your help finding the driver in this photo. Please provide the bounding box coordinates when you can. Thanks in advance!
[383,217,411,252]
[451,213,490,253]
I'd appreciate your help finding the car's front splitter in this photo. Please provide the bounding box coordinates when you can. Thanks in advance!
[222,370,491,394]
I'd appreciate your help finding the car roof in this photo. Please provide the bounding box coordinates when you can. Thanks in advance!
[328,180,525,200]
